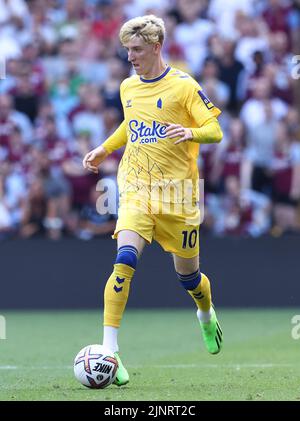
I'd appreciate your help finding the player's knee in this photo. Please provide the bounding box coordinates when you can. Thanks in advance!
[176,269,201,290]
[115,245,138,269]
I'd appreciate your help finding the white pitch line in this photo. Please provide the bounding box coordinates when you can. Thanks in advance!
[0,365,72,370]
[151,363,295,369]
[0,363,296,370]
[0,366,18,370]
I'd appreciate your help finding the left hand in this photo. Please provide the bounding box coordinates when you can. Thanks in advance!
[164,123,193,145]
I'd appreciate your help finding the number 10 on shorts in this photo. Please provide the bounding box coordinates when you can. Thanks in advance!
[182,229,198,249]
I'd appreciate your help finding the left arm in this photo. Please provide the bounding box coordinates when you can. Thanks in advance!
[165,82,223,145]
[165,117,223,145]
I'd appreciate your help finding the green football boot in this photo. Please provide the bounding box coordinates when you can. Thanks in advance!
[199,307,223,354]
[113,353,129,386]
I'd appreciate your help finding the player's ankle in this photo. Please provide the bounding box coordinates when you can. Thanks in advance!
[103,326,119,353]
[197,307,212,323]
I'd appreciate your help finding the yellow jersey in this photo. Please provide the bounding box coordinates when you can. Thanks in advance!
[117,66,221,204]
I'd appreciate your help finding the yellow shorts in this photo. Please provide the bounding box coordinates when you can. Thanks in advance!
[113,195,200,258]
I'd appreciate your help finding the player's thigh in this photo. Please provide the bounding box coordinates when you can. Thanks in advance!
[117,229,147,255]
[172,253,199,275]
[114,196,154,254]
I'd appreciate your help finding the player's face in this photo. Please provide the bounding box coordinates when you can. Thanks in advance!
[124,36,159,76]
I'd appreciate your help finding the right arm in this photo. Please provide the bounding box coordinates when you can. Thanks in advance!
[83,120,127,173]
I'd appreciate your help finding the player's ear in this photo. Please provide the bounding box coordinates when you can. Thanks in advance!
[153,42,161,55]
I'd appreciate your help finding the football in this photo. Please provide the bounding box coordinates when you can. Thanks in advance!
[74,344,118,389]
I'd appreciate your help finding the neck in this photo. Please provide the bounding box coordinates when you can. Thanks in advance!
[141,57,167,79]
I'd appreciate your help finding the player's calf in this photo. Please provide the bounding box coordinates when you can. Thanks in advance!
[104,245,138,328]
[177,270,223,354]
[177,270,212,314]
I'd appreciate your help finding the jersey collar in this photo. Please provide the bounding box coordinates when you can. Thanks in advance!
[140,66,171,83]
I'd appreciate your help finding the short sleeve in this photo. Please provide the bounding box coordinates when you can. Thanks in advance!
[186,81,221,127]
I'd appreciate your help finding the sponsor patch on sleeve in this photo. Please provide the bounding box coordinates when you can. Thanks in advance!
[198,90,214,110]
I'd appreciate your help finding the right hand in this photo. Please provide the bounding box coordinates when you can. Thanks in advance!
[82,145,108,174]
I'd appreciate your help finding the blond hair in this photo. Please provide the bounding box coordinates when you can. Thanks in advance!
[119,15,165,46]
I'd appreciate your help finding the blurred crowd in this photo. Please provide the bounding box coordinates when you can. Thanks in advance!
[0,0,300,240]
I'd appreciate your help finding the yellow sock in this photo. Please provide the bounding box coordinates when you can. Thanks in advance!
[187,272,212,312]
[104,263,135,328]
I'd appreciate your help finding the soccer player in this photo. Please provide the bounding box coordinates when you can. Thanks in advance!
[83,15,223,386]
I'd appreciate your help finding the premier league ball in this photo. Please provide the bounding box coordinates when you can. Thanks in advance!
[74,344,118,389]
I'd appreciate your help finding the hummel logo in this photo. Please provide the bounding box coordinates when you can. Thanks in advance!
[114,276,125,293]
[126,100,132,108]
[193,292,204,299]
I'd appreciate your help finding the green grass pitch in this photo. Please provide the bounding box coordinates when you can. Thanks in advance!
[0,309,299,401]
